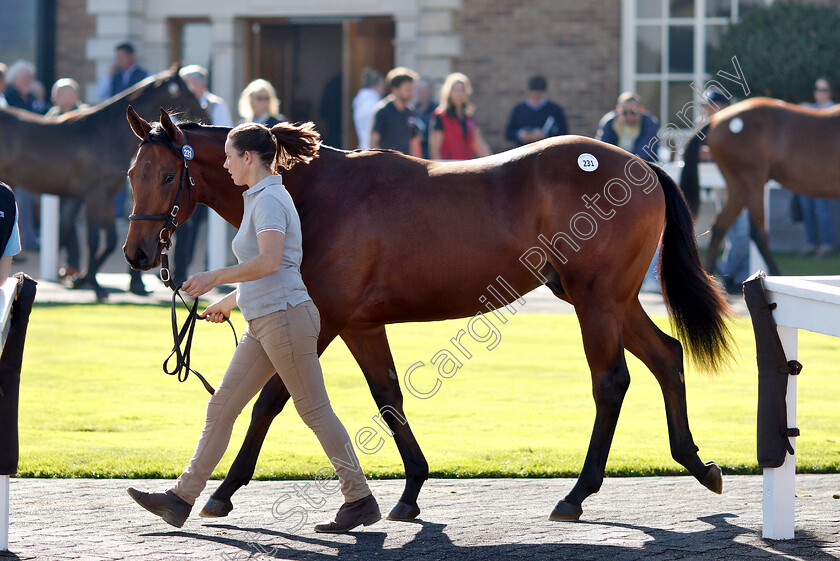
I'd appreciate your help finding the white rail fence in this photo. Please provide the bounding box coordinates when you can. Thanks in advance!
[0,276,21,552]
[761,275,840,540]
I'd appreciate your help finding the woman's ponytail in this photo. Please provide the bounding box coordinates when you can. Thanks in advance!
[269,121,321,171]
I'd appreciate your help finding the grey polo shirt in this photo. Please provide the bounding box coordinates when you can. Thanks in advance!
[231,175,311,321]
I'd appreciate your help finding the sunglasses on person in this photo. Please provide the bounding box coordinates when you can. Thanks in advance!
[621,108,640,116]
[253,95,270,101]
[815,87,830,92]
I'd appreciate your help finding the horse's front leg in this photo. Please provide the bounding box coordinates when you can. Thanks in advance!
[341,324,429,521]
[551,309,629,521]
[200,374,291,517]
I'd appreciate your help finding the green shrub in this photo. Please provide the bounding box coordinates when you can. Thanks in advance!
[714,2,840,103]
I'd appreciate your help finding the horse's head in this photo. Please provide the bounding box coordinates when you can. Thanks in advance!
[126,64,207,124]
[123,107,199,270]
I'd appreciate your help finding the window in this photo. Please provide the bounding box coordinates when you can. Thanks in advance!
[169,19,213,81]
[622,0,769,134]
[0,1,37,64]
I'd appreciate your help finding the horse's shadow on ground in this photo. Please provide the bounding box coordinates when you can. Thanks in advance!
[142,512,836,561]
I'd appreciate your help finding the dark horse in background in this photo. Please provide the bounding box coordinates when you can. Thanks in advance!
[124,108,732,522]
[0,66,205,299]
[680,97,840,276]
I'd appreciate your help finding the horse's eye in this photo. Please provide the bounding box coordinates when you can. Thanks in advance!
[163,173,175,185]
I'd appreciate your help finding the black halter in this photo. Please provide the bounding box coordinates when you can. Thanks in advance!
[128,131,197,288]
[130,130,237,396]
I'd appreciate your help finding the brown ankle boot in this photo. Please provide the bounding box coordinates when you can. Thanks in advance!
[314,494,381,533]
[127,488,192,528]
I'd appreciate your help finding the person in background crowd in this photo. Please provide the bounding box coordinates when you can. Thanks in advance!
[180,65,233,128]
[596,91,660,162]
[45,78,85,118]
[0,63,7,108]
[352,68,384,149]
[30,80,48,114]
[796,77,835,257]
[238,79,285,127]
[97,42,148,101]
[4,60,44,253]
[98,43,151,295]
[128,121,380,533]
[413,76,435,159]
[596,92,661,292]
[176,65,235,286]
[505,75,568,146]
[4,60,39,112]
[46,78,88,285]
[429,72,491,160]
[370,67,422,157]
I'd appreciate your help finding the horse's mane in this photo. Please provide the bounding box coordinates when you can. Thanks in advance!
[150,119,354,155]
[64,67,182,120]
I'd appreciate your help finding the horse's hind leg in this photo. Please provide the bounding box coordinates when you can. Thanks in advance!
[743,190,781,275]
[551,306,629,521]
[704,190,746,274]
[341,324,429,521]
[201,374,291,517]
[622,300,722,493]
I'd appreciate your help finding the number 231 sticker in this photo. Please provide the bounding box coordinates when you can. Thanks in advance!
[577,153,599,172]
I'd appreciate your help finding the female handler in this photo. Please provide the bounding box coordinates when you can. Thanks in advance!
[128,121,380,533]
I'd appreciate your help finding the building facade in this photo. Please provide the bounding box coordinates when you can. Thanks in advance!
[4,0,840,151]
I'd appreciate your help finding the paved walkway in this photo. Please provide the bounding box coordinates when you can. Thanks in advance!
[2,475,839,560]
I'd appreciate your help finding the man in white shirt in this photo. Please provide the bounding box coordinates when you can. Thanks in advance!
[175,65,234,286]
[179,65,233,128]
[352,68,384,149]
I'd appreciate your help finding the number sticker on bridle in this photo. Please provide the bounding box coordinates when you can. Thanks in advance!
[181,144,195,160]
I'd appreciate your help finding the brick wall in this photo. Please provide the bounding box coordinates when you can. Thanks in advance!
[55,0,96,102]
[453,0,621,152]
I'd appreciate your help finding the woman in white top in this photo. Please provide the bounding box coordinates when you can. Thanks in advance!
[128,121,380,533]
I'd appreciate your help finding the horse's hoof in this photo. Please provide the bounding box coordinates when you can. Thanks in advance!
[549,501,583,521]
[199,497,233,517]
[387,501,420,520]
[702,461,723,494]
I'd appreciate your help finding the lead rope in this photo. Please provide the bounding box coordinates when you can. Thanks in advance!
[159,237,238,396]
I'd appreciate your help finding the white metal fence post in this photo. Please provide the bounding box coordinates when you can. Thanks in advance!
[39,194,60,282]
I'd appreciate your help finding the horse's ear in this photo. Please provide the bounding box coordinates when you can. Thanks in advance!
[126,106,151,140]
[159,108,181,142]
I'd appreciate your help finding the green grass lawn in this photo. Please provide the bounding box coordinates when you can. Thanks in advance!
[16,300,840,480]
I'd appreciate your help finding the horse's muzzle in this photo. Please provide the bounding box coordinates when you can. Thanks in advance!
[125,246,154,270]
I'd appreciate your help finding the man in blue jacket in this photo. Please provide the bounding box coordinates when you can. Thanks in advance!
[98,43,150,295]
[505,75,568,146]
[596,92,660,162]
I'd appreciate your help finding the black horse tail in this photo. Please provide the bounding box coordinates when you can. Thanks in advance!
[651,162,733,372]
[678,124,709,218]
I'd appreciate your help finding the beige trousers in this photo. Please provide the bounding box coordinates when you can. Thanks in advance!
[171,300,371,505]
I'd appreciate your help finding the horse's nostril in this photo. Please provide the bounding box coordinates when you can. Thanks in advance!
[135,248,148,268]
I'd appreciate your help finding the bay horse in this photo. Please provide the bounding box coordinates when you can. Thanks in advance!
[124,108,732,522]
[0,66,205,298]
[681,97,840,276]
